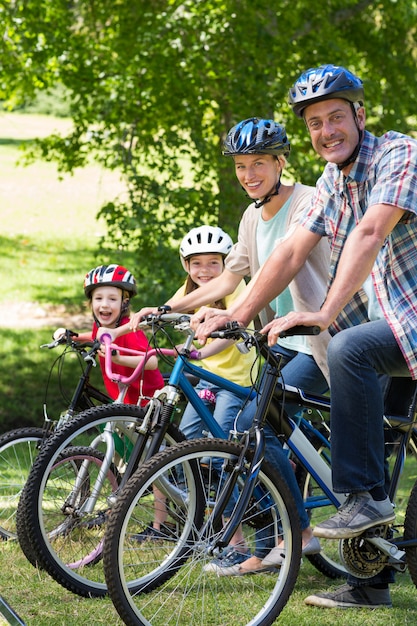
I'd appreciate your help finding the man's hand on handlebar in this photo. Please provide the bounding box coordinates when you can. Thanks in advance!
[261,311,325,346]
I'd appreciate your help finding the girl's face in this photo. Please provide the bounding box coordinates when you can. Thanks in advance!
[185,253,224,286]
[91,285,124,327]
[233,153,281,200]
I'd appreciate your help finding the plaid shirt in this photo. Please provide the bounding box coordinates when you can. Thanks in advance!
[301,130,417,378]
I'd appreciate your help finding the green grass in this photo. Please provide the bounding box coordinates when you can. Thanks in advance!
[0,328,106,432]
[0,527,416,625]
[0,113,124,430]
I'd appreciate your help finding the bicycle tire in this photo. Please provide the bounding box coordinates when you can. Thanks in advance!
[0,427,49,540]
[103,438,302,626]
[16,445,121,569]
[18,404,184,598]
[404,477,417,588]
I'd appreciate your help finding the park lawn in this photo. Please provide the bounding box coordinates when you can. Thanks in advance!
[0,112,127,307]
[1,537,417,626]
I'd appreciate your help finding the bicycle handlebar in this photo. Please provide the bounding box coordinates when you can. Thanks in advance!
[210,321,320,341]
[40,328,95,352]
[98,325,202,386]
[99,316,318,385]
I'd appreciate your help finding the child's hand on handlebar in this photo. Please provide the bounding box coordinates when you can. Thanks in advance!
[53,327,67,342]
[96,327,118,343]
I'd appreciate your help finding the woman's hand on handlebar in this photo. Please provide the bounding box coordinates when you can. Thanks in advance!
[190,306,235,343]
[129,307,160,331]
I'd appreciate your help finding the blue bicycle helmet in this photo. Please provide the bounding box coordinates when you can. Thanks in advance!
[223,118,290,157]
[288,64,364,118]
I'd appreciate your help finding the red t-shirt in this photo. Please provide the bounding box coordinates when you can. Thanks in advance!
[92,318,164,405]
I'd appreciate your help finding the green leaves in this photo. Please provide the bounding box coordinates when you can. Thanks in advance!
[2,0,417,302]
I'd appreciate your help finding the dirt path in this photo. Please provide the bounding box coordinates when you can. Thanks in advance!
[0,302,91,330]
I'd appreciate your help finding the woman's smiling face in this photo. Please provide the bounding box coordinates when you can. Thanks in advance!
[233,153,281,200]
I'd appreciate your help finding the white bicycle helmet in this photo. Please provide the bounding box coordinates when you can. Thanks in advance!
[179,226,233,270]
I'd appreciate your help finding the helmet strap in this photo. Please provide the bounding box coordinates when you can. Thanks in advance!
[337,103,364,170]
[253,177,281,209]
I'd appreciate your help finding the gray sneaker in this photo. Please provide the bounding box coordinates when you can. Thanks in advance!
[304,583,392,609]
[313,493,395,539]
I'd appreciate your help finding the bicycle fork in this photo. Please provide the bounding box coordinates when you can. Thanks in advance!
[62,424,117,516]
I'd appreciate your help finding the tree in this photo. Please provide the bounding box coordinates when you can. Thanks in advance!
[1,0,416,301]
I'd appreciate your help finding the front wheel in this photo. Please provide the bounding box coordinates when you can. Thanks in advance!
[103,438,302,626]
[17,404,184,598]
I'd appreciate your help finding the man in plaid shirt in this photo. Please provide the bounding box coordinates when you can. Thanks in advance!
[193,64,417,609]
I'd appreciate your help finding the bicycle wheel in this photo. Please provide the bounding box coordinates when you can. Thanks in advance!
[17,444,121,569]
[18,404,184,598]
[0,427,49,540]
[403,478,417,587]
[103,438,302,626]
[294,423,348,579]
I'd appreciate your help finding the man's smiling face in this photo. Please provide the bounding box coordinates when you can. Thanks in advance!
[304,98,365,169]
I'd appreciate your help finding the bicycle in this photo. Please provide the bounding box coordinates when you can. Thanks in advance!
[102,323,417,626]
[17,316,234,598]
[0,330,112,541]
[17,312,350,601]
[0,594,26,626]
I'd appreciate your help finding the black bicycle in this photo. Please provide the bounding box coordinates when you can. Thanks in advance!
[0,330,111,540]
[102,324,417,626]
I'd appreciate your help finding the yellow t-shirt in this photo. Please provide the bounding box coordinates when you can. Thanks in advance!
[171,280,258,387]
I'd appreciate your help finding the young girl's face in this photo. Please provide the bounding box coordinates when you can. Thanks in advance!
[91,285,124,327]
[185,253,224,286]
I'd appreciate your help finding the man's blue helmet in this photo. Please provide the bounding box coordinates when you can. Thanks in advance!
[288,64,364,118]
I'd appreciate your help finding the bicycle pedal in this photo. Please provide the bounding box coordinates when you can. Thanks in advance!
[362,524,391,538]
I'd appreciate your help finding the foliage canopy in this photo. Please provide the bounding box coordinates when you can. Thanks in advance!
[1,0,416,301]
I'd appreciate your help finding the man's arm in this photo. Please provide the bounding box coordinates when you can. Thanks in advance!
[261,202,405,346]
[319,203,404,326]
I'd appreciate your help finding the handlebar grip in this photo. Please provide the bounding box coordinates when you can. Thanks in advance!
[278,325,320,338]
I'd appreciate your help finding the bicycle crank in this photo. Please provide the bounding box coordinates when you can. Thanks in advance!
[339,525,406,578]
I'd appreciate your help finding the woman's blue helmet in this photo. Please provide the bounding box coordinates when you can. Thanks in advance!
[223,117,290,157]
[288,64,364,118]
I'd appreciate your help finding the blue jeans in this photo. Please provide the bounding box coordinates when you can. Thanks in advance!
[237,346,329,558]
[179,380,250,517]
[328,319,409,494]
[180,380,248,440]
[327,318,410,587]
